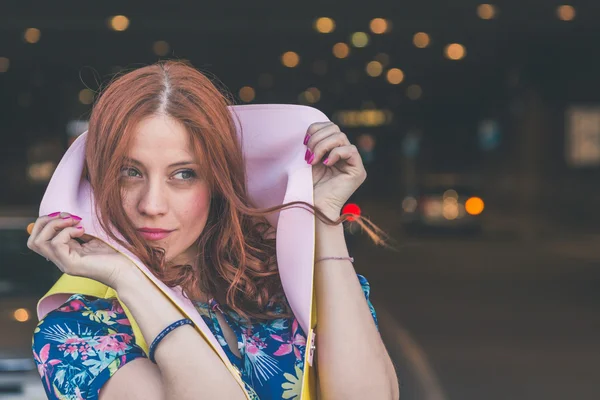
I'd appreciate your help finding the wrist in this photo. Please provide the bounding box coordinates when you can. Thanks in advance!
[315,203,342,221]
[114,265,150,299]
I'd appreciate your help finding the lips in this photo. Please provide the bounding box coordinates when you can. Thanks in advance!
[137,228,174,241]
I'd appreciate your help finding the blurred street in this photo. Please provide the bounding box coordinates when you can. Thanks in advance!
[354,203,600,400]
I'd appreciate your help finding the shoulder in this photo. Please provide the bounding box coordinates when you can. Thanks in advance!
[35,294,134,336]
[32,294,146,399]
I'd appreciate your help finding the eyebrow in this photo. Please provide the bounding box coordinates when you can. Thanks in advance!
[124,157,198,168]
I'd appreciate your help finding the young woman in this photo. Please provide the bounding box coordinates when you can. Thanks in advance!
[28,60,399,399]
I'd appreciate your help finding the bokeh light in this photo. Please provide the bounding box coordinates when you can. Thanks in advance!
[351,32,370,48]
[153,41,170,56]
[13,308,30,323]
[557,5,576,21]
[370,18,389,34]
[281,51,300,67]
[477,4,497,20]
[386,68,404,84]
[332,43,350,58]
[466,197,485,215]
[24,28,41,44]
[413,32,431,48]
[445,43,466,60]
[109,15,130,31]
[314,17,336,33]
[78,89,95,105]
[239,86,256,102]
[366,61,383,77]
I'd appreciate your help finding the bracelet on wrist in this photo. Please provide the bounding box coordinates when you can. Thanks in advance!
[148,318,194,363]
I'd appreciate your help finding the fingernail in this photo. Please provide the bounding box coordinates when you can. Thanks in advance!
[323,157,329,165]
[71,215,82,221]
[305,149,311,161]
[303,134,310,145]
[307,153,315,164]
[76,226,83,229]
[48,212,61,217]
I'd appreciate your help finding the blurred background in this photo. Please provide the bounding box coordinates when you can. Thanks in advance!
[1,1,600,399]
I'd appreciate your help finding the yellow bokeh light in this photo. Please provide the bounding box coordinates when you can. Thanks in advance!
[370,18,389,34]
[13,308,30,323]
[239,86,256,102]
[386,68,404,85]
[281,51,300,68]
[332,43,350,59]
[413,32,430,48]
[477,4,497,20]
[314,17,336,33]
[24,28,41,44]
[557,5,576,21]
[445,43,466,60]
[366,61,383,77]
[109,15,130,31]
[78,89,95,105]
[465,197,485,215]
[0,57,9,73]
[406,84,423,100]
[350,32,369,48]
[153,41,170,56]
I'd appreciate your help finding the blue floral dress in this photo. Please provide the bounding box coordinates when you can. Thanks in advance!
[32,274,378,400]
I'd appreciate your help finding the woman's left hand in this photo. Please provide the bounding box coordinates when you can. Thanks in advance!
[304,122,367,216]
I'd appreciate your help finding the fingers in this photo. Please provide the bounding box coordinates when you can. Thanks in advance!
[27,212,82,262]
[50,225,86,273]
[305,122,341,147]
[27,212,61,245]
[305,123,351,166]
[323,145,366,175]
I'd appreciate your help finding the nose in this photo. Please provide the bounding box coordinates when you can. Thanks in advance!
[137,179,168,216]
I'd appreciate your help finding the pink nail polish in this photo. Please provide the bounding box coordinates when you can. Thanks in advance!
[76,226,83,229]
[71,215,82,221]
[48,212,61,217]
[303,134,310,145]
[308,153,315,164]
[323,157,329,165]
[305,149,310,161]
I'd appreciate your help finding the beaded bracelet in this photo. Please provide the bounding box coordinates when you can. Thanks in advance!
[149,318,194,363]
[316,256,354,263]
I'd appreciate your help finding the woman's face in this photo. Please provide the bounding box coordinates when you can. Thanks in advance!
[120,114,211,266]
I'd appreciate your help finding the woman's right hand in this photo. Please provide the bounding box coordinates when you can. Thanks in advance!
[27,211,136,291]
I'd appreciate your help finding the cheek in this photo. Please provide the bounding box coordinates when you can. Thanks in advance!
[178,186,212,231]
[120,188,137,216]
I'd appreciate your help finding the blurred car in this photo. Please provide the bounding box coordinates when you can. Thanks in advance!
[401,183,485,235]
[0,215,59,399]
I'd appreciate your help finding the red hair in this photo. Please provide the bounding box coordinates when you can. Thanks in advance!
[83,60,394,322]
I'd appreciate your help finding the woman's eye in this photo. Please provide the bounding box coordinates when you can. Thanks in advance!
[174,170,196,180]
[120,167,141,178]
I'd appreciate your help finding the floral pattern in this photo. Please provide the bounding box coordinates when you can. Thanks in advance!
[32,274,377,399]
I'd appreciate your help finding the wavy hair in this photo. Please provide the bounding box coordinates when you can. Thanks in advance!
[83,60,394,322]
